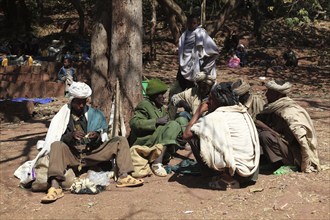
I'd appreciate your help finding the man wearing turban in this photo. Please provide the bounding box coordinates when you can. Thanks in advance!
[256,79,321,174]
[171,72,216,121]
[129,78,187,177]
[231,78,266,121]
[37,82,143,203]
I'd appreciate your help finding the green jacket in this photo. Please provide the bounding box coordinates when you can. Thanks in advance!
[129,98,186,147]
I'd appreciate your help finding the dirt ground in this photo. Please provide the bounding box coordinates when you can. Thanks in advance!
[1,60,329,219]
[1,23,330,219]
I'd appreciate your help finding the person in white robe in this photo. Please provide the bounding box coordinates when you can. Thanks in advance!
[183,82,260,190]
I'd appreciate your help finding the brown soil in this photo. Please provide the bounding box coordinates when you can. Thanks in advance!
[1,21,330,219]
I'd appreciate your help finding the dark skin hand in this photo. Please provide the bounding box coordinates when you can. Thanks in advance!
[156,115,169,126]
[72,131,100,140]
[183,102,209,140]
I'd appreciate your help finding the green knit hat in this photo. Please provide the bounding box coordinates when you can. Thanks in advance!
[146,78,168,96]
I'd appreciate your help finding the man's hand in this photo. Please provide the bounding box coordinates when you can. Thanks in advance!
[87,131,100,140]
[72,131,86,140]
[156,116,169,125]
[177,100,192,113]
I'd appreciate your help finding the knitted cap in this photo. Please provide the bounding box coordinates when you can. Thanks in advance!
[146,78,168,96]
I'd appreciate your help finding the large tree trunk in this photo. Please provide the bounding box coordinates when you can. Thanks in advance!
[110,0,143,134]
[150,0,157,61]
[68,0,85,35]
[2,0,18,28]
[206,0,241,37]
[91,0,112,121]
[157,0,187,28]
[36,0,44,21]
[201,0,206,27]
[18,0,31,32]
[158,0,181,44]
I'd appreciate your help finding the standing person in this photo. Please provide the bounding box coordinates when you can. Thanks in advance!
[231,78,266,121]
[183,83,260,190]
[255,80,321,174]
[168,14,220,119]
[129,78,187,177]
[38,82,143,203]
[58,57,77,96]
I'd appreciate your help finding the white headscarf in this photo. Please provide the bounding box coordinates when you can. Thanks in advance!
[266,80,292,94]
[68,82,92,100]
[194,71,216,85]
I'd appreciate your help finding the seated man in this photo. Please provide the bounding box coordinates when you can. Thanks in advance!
[171,72,216,121]
[129,78,187,177]
[231,78,266,121]
[183,82,260,190]
[255,80,321,173]
[41,82,143,203]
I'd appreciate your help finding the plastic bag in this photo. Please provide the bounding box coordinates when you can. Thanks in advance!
[87,170,114,186]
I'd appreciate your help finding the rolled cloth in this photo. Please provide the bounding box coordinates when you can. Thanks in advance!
[266,80,292,94]
[68,81,92,99]
[194,72,216,85]
[232,79,251,96]
[146,78,168,96]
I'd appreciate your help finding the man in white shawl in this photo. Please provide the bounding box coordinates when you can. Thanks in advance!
[15,82,143,204]
[256,79,321,174]
[183,82,260,190]
[169,14,219,119]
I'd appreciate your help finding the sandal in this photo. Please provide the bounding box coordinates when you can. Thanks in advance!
[151,163,167,177]
[41,187,64,203]
[116,175,144,188]
[208,176,240,190]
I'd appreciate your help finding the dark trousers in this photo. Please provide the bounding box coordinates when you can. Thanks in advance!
[258,130,301,166]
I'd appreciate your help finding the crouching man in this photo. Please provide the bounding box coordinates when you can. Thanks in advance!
[41,82,143,203]
[183,82,260,189]
[255,80,321,174]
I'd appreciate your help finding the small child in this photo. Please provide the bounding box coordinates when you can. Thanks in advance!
[58,58,77,95]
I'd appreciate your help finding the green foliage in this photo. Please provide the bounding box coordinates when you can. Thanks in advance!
[285,8,312,28]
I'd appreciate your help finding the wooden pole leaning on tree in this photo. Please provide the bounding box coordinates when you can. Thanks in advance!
[108,78,127,138]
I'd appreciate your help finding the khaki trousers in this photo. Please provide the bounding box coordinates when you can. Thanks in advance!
[48,136,134,181]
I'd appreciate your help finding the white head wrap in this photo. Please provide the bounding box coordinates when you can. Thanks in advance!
[194,72,216,85]
[265,80,292,94]
[232,78,251,96]
[68,82,92,99]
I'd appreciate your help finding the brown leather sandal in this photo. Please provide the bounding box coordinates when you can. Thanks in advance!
[116,175,144,188]
[41,187,64,203]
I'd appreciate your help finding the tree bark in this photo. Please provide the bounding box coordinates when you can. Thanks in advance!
[150,0,157,60]
[91,0,112,121]
[206,0,241,37]
[36,0,44,20]
[158,0,181,44]
[110,0,143,133]
[18,0,31,32]
[157,0,187,27]
[201,0,206,27]
[68,0,85,35]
